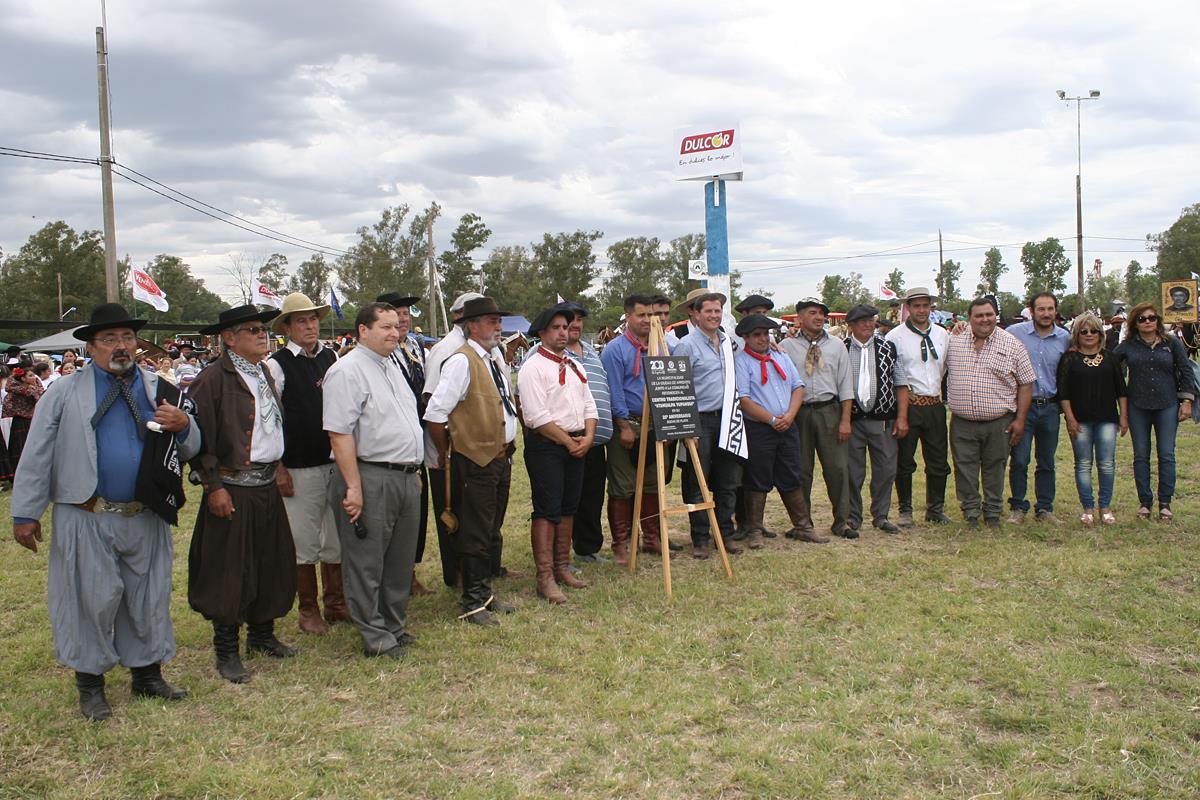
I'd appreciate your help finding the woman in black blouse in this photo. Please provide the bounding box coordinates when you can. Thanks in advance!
[1114,303,1197,521]
[1057,312,1127,525]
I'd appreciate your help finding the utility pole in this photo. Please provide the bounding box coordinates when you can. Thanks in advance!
[425,217,438,339]
[57,272,63,319]
[96,26,119,302]
[937,229,943,296]
[1057,89,1100,314]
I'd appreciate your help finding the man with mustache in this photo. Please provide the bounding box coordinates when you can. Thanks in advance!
[11,303,200,721]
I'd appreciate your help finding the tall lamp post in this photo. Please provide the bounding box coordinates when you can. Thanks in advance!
[1057,88,1100,314]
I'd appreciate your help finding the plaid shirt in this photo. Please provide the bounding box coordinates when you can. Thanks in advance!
[945,327,1035,421]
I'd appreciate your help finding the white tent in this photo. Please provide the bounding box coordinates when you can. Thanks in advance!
[19,327,87,353]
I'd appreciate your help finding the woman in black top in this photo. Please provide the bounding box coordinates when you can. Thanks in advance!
[1057,312,1127,526]
[1114,302,1197,521]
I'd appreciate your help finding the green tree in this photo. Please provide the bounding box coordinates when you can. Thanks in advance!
[818,271,871,312]
[935,259,963,302]
[285,253,332,303]
[437,213,492,304]
[336,203,441,311]
[1123,259,1157,308]
[531,230,604,305]
[663,233,706,304]
[1084,272,1124,315]
[137,254,226,324]
[1147,203,1200,281]
[0,221,126,323]
[480,245,541,317]
[884,268,905,297]
[977,247,1007,296]
[598,236,669,309]
[1020,237,1071,297]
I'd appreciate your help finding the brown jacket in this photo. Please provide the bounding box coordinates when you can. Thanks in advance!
[188,350,282,491]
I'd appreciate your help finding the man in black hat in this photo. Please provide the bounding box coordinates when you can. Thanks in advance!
[188,305,298,683]
[731,293,776,539]
[424,297,520,626]
[11,303,200,720]
[843,304,909,535]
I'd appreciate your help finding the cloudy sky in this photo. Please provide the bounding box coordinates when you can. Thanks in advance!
[1,0,1197,306]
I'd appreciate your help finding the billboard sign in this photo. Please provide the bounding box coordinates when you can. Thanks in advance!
[674,123,743,181]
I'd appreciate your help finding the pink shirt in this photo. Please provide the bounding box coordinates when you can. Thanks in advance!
[945,327,1035,421]
[517,348,598,433]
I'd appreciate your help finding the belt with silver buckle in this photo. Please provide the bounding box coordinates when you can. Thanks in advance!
[357,459,421,473]
[1031,397,1055,406]
[77,496,145,516]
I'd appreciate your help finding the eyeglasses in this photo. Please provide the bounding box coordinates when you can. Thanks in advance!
[1079,329,1100,335]
[94,333,138,347]
[235,325,270,335]
[1135,315,1158,324]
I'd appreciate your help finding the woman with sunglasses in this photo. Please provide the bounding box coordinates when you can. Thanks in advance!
[1057,312,1127,525]
[1115,303,1197,521]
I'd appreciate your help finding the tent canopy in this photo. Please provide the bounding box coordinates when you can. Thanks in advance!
[18,327,87,353]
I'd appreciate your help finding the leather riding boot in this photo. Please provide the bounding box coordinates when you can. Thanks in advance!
[130,663,188,701]
[213,623,250,684]
[608,496,632,565]
[246,620,298,658]
[744,490,768,550]
[75,671,112,722]
[554,517,588,589]
[781,489,829,543]
[461,556,500,626]
[926,474,949,518]
[532,519,566,604]
[320,562,353,623]
[295,564,330,635]
[639,493,663,555]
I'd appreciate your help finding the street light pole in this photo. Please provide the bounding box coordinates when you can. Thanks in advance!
[1057,89,1100,314]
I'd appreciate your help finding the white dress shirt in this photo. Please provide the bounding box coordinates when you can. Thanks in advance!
[424,339,518,444]
[885,321,948,397]
[322,345,424,464]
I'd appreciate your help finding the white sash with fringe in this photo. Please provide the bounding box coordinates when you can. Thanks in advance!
[717,335,748,459]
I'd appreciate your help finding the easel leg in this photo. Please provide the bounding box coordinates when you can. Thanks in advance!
[629,397,653,574]
[654,441,673,598]
[685,438,733,578]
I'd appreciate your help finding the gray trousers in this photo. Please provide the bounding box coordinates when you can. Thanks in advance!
[797,401,850,534]
[281,463,340,565]
[950,413,1013,521]
[330,464,420,654]
[48,503,176,675]
[848,418,898,529]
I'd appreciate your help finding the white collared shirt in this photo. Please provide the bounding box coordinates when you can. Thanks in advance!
[265,339,332,396]
[322,345,424,464]
[885,321,948,397]
[424,339,518,444]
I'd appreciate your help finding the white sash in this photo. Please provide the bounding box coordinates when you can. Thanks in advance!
[717,335,749,459]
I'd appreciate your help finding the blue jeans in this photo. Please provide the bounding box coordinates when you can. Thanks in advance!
[1070,422,1117,509]
[1127,404,1179,507]
[1008,402,1061,513]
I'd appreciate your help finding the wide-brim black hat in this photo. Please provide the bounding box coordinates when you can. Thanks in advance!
[457,296,512,322]
[528,307,575,338]
[376,291,421,308]
[198,304,281,335]
[554,300,588,318]
[734,314,780,338]
[73,303,148,341]
[735,294,774,313]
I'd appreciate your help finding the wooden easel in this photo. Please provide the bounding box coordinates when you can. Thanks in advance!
[629,317,733,597]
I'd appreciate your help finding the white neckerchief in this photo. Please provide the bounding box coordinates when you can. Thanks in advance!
[857,338,873,408]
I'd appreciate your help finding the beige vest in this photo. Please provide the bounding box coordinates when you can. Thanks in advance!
[448,344,507,467]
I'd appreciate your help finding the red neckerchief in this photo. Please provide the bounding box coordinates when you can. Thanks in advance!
[623,328,648,377]
[537,346,587,385]
[744,347,787,384]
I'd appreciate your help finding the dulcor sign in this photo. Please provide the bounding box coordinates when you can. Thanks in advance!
[673,122,743,181]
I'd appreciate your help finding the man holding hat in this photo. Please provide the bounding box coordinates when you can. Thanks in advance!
[425,297,520,626]
[265,292,349,635]
[734,314,827,546]
[885,287,952,526]
[518,306,597,603]
[843,304,909,535]
[188,304,297,683]
[779,298,855,538]
[12,303,200,720]
[322,302,425,657]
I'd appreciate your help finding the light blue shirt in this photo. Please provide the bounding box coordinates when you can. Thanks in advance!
[601,333,675,419]
[736,349,805,418]
[673,330,727,412]
[94,367,157,502]
[1007,320,1070,399]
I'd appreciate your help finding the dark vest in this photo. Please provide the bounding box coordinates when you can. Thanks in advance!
[844,335,899,421]
[270,345,337,468]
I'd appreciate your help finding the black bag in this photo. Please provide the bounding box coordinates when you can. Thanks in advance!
[134,379,195,524]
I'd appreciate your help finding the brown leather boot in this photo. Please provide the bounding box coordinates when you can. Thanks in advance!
[296,564,330,634]
[608,497,632,565]
[639,493,662,554]
[780,489,829,543]
[410,572,433,596]
[743,491,768,550]
[320,563,353,623]
[532,519,566,604]
[554,517,588,589]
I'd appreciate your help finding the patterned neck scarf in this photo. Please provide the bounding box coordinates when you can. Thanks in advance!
[744,348,787,385]
[623,328,648,376]
[91,371,146,437]
[905,319,939,362]
[802,332,825,376]
[228,350,282,435]
[537,346,587,385]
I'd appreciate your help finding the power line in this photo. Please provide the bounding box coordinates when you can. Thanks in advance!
[0,146,98,165]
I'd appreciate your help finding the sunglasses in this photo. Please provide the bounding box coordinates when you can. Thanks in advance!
[1135,315,1158,324]
[235,325,270,335]
[1079,329,1100,335]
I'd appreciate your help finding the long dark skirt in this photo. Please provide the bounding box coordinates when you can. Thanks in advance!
[2,416,31,481]
[188,482,297,626]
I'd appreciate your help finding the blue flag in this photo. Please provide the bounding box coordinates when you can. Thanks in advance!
[330,288,344,320]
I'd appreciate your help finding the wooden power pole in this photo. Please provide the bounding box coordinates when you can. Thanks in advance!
[96,26,119,303]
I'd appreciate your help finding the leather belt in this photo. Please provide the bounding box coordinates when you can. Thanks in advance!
[357,459,421,473]
[699,410,721,417]
[804,398,837,409]
[909,394,943,407]
[567,430,586,438]
[77,496,145,517]
[220,462,278,487]
[1031,397,1056,406]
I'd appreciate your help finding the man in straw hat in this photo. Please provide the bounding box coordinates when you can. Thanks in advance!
[425,297,521,626]
[12,303,200,720]
[188,304,297,683]
[885,287,951,525]
[322,301,425,657]
[265,292,350,635]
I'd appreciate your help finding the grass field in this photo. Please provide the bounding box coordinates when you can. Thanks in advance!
[2,423,1199,799]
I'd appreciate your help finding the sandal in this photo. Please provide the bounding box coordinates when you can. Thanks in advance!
[1079,511,1094,527]
[1159,504,1173,522]
[1137,506,1151,520]
[1100,510,1116,526]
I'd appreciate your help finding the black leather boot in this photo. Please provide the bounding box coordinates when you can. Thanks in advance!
[131,663,188,700]
[75,671,112,722]
[246,620,298,658]
[460,556,500,626]
[213,623,251,684]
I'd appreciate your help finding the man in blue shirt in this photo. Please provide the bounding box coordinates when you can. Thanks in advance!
[1006,292,1071,524]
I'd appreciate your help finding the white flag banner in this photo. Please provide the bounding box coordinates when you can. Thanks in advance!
[131,266,169,312]
[251,278,284,309]
[880,285,898,300]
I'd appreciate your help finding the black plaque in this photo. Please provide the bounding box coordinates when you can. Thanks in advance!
[643,355,701,441]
